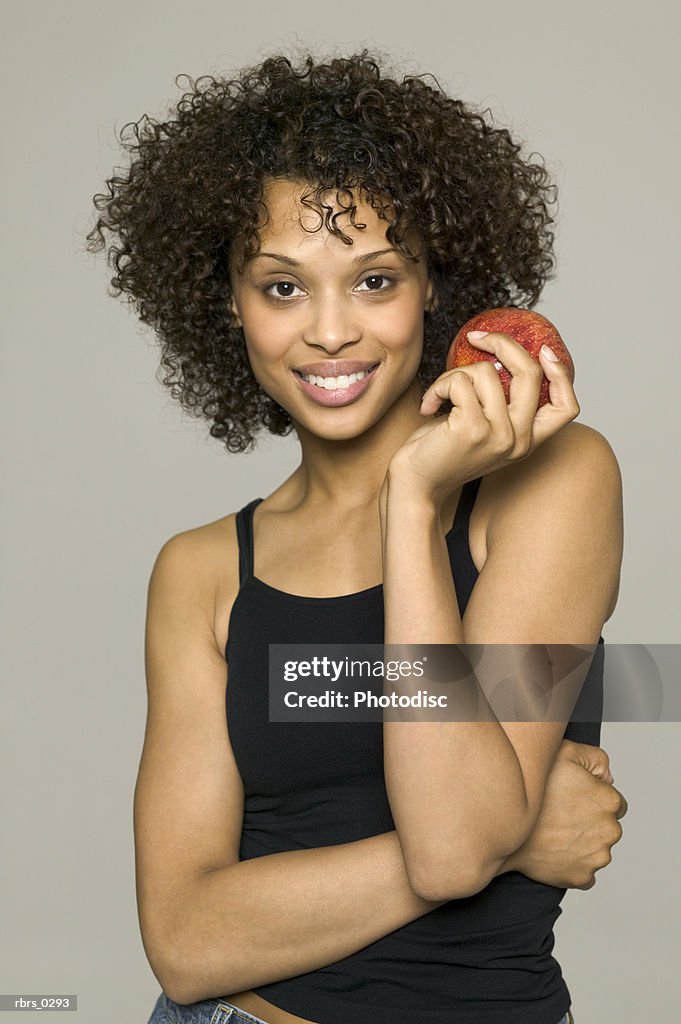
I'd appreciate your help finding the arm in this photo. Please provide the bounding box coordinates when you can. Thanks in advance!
[175,755,626,1006]
[381,417,624,902]
[136,528,624,1005]
[135,532,446,1005]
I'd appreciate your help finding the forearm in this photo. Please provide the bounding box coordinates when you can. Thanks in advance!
[169,827,524,1003]
[168,830,435,1001]
[380,477,534,898]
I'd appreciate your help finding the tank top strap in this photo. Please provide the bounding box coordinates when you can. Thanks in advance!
[235,497,264,587]
[452,476,482,535]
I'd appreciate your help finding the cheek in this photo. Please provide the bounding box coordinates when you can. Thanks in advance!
[239,320,296,401]
[386,298,426,354]
[240,307,290,363]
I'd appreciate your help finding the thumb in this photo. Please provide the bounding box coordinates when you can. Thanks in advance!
[565,741,614,784]
[584,746,614,784]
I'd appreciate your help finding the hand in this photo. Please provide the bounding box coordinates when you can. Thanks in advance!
[506,740,628,890]
[388,332,580,508]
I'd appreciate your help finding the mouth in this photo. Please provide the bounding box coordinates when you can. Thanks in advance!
[292,363,381,407]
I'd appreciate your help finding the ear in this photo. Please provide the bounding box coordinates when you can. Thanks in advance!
[228,295,242,328]
[425,278,438,314]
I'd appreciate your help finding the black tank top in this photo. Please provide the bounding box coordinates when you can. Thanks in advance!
[225,478,604,1024]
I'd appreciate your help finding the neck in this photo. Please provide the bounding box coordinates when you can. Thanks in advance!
[287,378,427,511]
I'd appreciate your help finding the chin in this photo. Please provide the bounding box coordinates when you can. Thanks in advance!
[292,413,380,443]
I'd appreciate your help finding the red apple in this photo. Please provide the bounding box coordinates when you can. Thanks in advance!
[446,307,575,409]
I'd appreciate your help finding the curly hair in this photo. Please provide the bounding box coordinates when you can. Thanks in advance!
[86,50,558,454]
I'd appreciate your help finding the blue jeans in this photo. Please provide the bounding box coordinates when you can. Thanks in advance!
[146,993,268,1023]
[146,992,574,1024]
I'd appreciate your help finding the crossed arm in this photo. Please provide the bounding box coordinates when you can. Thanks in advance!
[134,478,626,1005]
[381,422,624,901]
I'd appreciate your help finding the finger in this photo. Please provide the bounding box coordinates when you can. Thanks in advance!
[420,367,487,422]
[594,764,614,784]
[563,740,612,781]
[420,368,463,415]
[609,820,624,846]
[468,330,543,438]
[454,359,511,437]
[585,745,611,780]
[469,330,580,447]
[423,362,514,457]
[530,346,581,445]
[613,787,628,819]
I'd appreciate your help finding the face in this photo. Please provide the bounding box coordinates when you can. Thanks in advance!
[229,177,434,442]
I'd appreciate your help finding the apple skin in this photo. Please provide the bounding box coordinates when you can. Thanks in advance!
[446,307,575,408]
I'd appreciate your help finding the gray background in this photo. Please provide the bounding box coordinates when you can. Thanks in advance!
[1,0,679,1021]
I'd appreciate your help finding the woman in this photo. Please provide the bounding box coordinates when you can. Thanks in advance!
[87,52,627,1024]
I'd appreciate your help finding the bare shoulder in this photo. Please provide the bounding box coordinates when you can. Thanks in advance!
[482,421,622,537]
[471,419,618,573]
[149,512,241,656]
[462,422,624,643]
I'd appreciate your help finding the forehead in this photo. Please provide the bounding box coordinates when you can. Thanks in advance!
[258,177,393,246]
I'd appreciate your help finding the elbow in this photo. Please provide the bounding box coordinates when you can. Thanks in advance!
[403,828,528,902]
[162,977,192,1008]
[400,811,534,903]
[163,980,217,1009]
[158,952,221,1007]
[408,864,491,903]
[140,918,230,1007]
[159,939,241,1007]
[406,850,498,903]
[140,927,187,1005]
[163,966,227,1008]
[159,937,207,1007]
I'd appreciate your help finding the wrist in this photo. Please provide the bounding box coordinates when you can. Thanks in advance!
[385,454,469,516]
[384,467,444,514]
[380,476,442,539]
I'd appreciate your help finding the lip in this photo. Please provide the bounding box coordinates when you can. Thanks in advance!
[292,363,380,407]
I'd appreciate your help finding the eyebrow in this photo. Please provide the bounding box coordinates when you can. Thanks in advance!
[250,248,404,268]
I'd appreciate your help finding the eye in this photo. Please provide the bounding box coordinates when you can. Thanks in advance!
[264,280,304,300]
[356,274,395,293]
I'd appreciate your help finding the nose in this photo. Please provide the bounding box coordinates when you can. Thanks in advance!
[302,291,362,351]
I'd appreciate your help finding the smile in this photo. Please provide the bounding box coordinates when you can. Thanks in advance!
[292,363,380,407]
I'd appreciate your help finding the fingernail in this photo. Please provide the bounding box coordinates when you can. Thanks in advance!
[467,330,489,340]
[541,344,559,362]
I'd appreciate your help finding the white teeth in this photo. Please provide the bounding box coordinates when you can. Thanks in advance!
[300,369,371,389]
